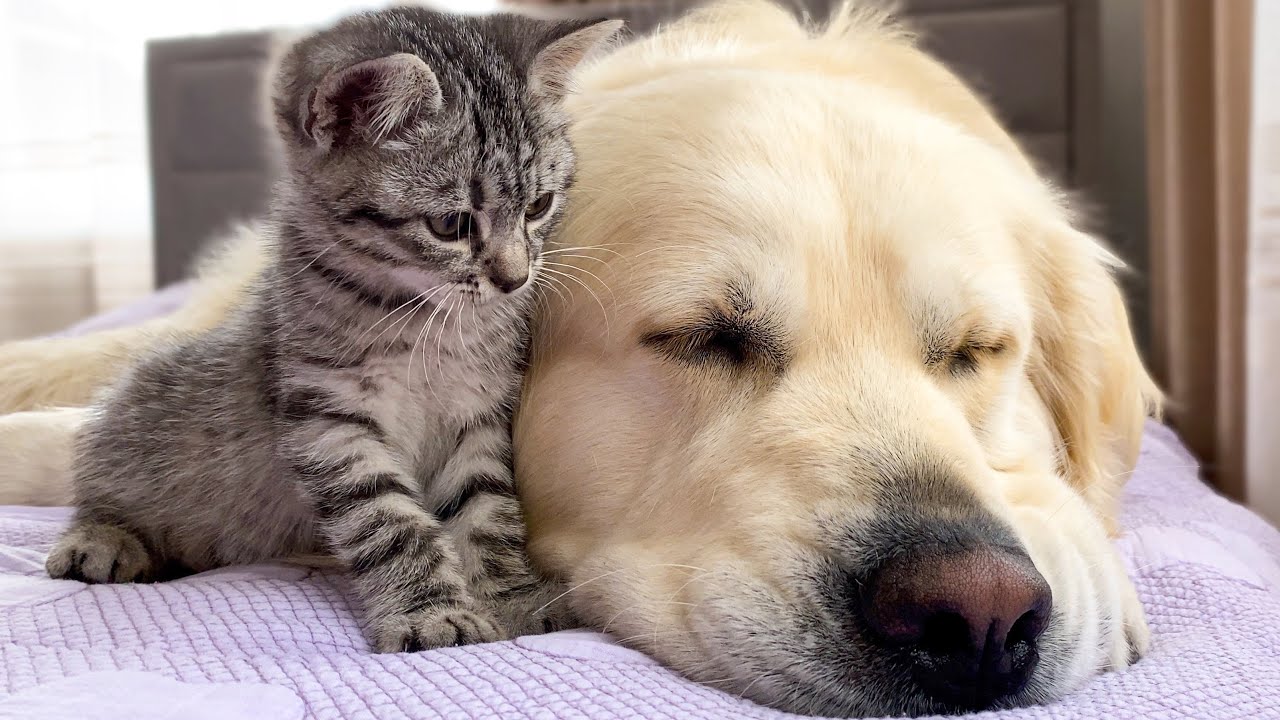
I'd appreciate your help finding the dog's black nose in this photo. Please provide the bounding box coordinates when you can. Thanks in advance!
[859,545,1052,710]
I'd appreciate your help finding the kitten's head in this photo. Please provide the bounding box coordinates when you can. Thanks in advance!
[271,9,623,303]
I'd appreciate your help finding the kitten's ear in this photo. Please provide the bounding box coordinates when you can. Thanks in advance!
[305,53,443,150]
[529,19,625,100]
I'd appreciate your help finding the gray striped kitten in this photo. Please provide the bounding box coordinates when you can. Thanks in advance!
[45,8,621,652]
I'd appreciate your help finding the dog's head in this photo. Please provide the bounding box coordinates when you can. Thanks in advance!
[515,3,1159,716]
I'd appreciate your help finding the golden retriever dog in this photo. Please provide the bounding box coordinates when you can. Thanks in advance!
[0,2,1158,716]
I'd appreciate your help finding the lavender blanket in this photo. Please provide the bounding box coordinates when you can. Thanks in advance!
[4,294,1279,718]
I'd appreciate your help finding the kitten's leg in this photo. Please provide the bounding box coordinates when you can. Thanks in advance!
[46,518,157,583]
[283,405,501,652]
[434,414,573,637]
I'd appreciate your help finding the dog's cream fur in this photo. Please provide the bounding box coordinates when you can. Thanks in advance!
[0,2,1158,715]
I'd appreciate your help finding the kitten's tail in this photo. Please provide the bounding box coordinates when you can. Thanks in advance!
[0,407,84,506]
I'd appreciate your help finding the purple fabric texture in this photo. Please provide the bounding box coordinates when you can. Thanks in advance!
[2,425,1279,719]
[47,282,194,339]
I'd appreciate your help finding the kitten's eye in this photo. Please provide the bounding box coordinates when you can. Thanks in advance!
[524,193,555,221]
[427,212,474,241]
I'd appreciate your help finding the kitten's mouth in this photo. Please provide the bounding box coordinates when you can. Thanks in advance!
[457,285,504,307]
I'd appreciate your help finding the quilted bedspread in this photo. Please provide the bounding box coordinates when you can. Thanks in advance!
[1,423,1279,719]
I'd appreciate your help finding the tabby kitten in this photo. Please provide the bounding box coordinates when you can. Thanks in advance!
[44,8,621,652]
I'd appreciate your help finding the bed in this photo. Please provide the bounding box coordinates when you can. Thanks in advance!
[2,316,1278,718]
[4,1,1277,718]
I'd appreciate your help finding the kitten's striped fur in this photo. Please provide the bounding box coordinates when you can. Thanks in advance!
[45,8,622,652]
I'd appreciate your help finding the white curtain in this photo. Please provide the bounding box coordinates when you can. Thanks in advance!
[0,0,493,341]
[1247,1,1280,525]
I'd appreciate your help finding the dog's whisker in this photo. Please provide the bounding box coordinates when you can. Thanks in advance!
[533,562,714,616]
[1104,462,1201,482]
[569,183,641,212]
[630,244,700,259]
[735,670,777,701]
[600,570,711,635]
[1043,493,1078,522]
[612,628,696,646]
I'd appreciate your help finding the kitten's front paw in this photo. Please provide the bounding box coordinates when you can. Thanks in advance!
[373,606,503,653]
[46,522,154,583]
[487,582,578,637]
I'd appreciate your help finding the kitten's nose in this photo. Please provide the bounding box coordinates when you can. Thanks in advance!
[490,267,529,294]
[484,240,530,294]
[486,235,532,292]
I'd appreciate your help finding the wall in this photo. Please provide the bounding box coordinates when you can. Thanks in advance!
[1098,0,1151,355]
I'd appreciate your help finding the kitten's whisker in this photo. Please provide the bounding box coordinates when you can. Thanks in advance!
[397,293,436,390]
[540,266,611,337]
[542,260,615,300]
[538,273,574,305]
[531,275,567,305]
[545,253,614,266]
[456,295,467,355]
[544,276,576,311]
[378,288,444,361]
[435,295,460,373]
[285,239,342,279]
[341,282,447,364]
[541,245,624,259]
[414,290,454,394]
[532,569,630,616]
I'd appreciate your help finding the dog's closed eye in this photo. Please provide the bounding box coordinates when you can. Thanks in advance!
[642,282,789,375]
[925,330,1011,376]
[642,316,787,374]
[643,324,751,367]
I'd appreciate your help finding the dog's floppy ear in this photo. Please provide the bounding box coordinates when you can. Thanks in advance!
[1023,215,1162,533]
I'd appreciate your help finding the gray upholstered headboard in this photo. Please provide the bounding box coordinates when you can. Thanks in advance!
[146,0,1102,287]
